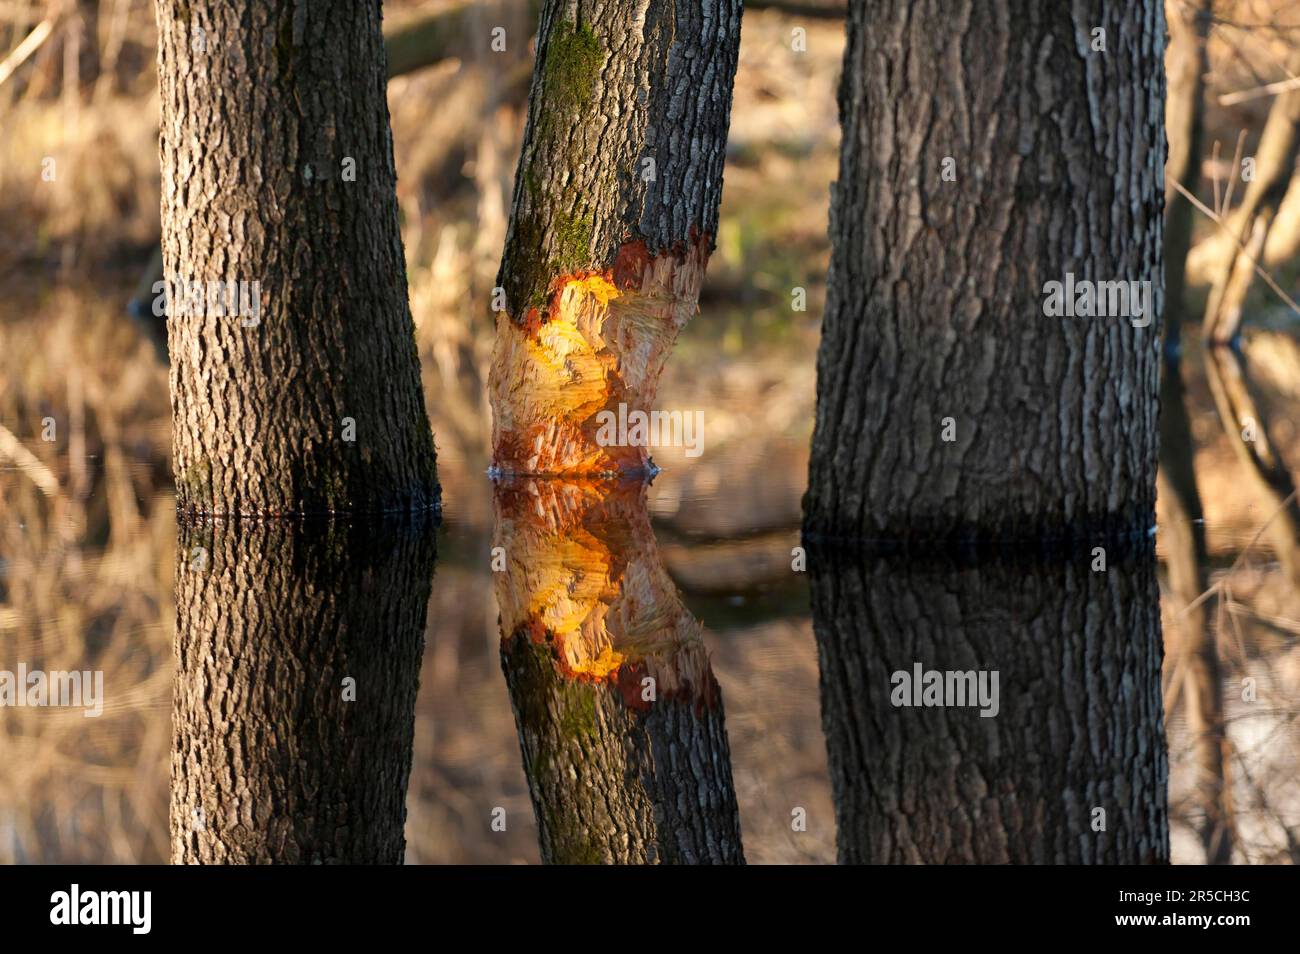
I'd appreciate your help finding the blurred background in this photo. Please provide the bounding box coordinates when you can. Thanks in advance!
[0,0,1298,864]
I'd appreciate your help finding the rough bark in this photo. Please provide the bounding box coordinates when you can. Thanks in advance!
[1160,0,1232,865]
[155,1,438,515]
[131,5,533,345]
[489,0,743,475]
[810,547,1169,864]
[171,517,435,864]
[804,0,1165,544]
[494,479,744,863]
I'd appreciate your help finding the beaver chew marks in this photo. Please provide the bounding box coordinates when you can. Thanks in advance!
[493,478,718,710]
[489,237,710,476]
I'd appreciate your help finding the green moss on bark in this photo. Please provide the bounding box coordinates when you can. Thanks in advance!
[542,21,603,115]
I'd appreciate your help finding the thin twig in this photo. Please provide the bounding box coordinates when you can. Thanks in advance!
[1221,129,1247,219]
[0,422,59,497]
[1212,139,1222,216]
[1221,73,1300,107]
[1171,178,1300,318]
[0,17,55,89]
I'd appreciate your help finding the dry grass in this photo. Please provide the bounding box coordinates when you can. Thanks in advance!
[0,0,1297,865]
[0,3,843,864]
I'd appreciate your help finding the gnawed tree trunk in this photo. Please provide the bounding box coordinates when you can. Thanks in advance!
[804,0,1165,543]
[494,479,744,863]
[155,1,437,515]
[810,546,1169,863]
[171,518,435,864]
[489,1,742,475]
[1160,0,1232,865]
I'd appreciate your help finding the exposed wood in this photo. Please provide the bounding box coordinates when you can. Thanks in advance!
[489,1,742,475]
[494,478,744,863]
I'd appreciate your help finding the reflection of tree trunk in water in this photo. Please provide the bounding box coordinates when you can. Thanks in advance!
[489,1,742,476]
[1204,345,1300,588]
[171,519,436,864]
[1159,369,1233,863]
[494,479,744,863]
[1160,0,1232,865]
[1158,372,1233,863]
[811,549,1169,863]
[1202,51,1300,343]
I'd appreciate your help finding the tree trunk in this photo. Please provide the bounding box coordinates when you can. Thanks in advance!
[494,479,744,863]
[1160,0,1232,865]
[804,0,1165,543]
[1163,0,1209,351]
[489,0,742,475]
[155,1,437,515]
[811,548,1169,863]
[171,518,435,864]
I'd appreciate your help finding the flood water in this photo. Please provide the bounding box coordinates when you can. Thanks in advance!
[1,285,1298,864]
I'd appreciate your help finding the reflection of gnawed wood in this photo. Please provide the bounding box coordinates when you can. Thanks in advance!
[493,477,744,863]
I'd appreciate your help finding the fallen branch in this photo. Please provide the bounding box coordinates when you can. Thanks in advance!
[1220,73,1300,107]
[0,17,55,89]
[0,422,60,497]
